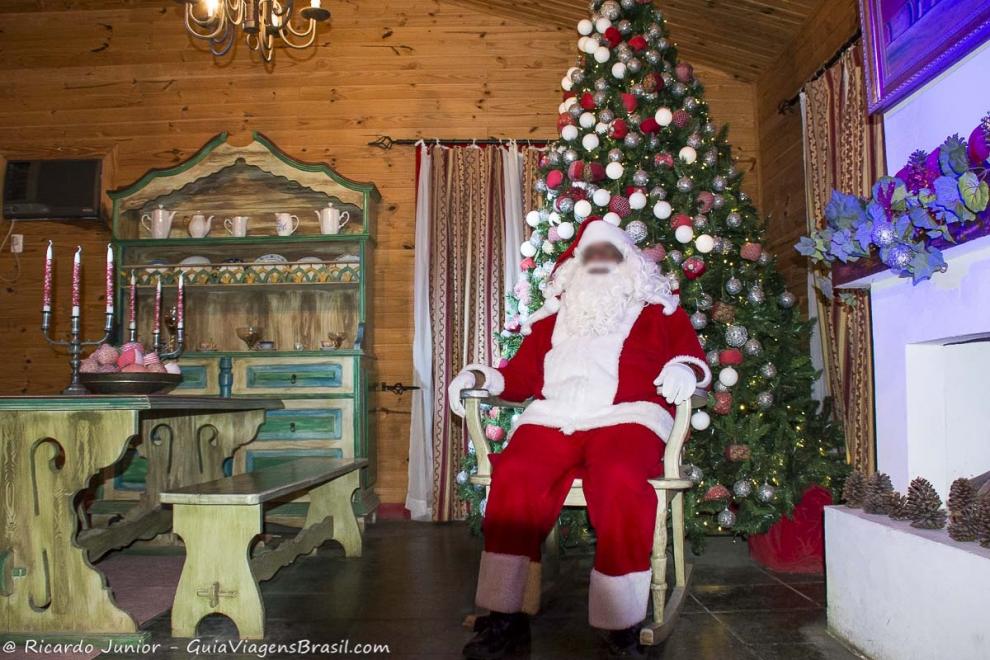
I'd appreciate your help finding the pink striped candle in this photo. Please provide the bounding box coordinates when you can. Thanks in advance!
[71,246,82,317]
[129,271,137,332]
[177,272,184,329]
[153,277,162,334]
[42,241,53,312]
[105,243,114,315]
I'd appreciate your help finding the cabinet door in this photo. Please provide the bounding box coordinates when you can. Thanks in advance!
[232,356,354,395]
[172,357,220,396]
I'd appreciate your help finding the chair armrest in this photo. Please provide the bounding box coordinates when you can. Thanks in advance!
[461,389,529,478]
[664,388,708,480]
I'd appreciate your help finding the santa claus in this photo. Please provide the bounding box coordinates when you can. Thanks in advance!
[449,219,710,659]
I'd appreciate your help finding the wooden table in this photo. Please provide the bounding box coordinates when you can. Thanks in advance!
[0,395,282,644]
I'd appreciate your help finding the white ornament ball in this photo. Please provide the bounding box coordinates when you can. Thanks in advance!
[556,221,575,240]
[718,366,739,387]
[611,62,627,79]
[593,189,612,207]
[525,210,541,228]
[577,18,594,35]
[594,46,611,64]
[690,410,711,431]
[582,37,600,54]
[520,241,537,258]
[603,212,622,226]
[655,107,673,126]
[596,122,609,134]
[579,112,596,129]
[629,191,647,210]
[674,225,694,244]
[548,211,561,225]
[561,124,579,141]
[561,75,574,91]
[679,146,697,164]
[653,200,672,219]
[574,199,593,218]
[582,133,600,151]
[606,162,624,180]
[595,17,612,33]
[695,233,715,253]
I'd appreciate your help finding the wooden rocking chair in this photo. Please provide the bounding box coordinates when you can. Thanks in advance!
[461,388,705,646]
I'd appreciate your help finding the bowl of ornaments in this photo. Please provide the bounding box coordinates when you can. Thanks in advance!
[79,342,183,395]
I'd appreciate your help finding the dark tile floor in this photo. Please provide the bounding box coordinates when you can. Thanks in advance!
[102,520,863,660]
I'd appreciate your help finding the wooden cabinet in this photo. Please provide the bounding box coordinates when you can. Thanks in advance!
[105,133,380,518]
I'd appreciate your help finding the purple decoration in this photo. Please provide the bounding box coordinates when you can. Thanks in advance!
[968,114,990,166]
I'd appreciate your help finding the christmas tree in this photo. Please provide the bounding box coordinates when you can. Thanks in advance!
[456,0,847,548]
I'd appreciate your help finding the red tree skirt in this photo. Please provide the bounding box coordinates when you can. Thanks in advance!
[747,485,833,574]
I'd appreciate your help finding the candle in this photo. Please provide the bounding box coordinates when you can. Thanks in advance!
[177,272,185,330]
[105,243,114,315]
[71,246,82,318]
[311,0,321,7]
[153,276,162,334]
[42,241,53,313]
[129,271,137,332]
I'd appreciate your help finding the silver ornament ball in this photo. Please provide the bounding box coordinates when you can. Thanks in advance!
[632,169,650,186]
[625,220,648,244]
[757,483,776,502]
[668,249,683,264]
[760,362,777,379]
[693,214,708,230]
[778,291,796,308]
[717,508,736,528]
[726,211,742,228]
[649,185,667,200]
[686,464,703,483]
[690,311,708,330]
[696,293,713,310]
[756,391,774,410]
[743,338,763,356]
[733,480,753,498]
[624,132,643,149]
[563,148,580,163]
[725,276,743,295]
[747,285,765,304]
[725,324,748,347]
[676,176,693,193]
[706,350,721,367]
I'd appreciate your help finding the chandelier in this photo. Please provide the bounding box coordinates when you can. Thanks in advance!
[178,0,330,62]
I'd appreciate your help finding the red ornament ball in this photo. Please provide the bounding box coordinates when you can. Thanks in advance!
[713,391,733,415]
[740,242,763,262]
[628,35,647,52]
[609,195,632,218]
[654,152,674,167]
[580,92,596,110]
[696,191,715,213]
[671,213,693,229]
[672,109,692,128]
[719,348,743,365]
[675,62,694,83]
[546,169,564,189]
[682,256,706,280]
[609,118,629,139]
[621,93,638,113]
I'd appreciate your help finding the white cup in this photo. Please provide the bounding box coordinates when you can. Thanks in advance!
[225,215,249,237]
[320,209,350,235]
[275,212,300,236]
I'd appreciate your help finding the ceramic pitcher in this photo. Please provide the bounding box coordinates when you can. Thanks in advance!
[225,215,249,237]
[140,205,177,239]
[274,212,300,236]
[187,213,214,238]
[314,203,350,235]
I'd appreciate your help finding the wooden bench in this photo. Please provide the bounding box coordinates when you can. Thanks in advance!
[161,457,366,639]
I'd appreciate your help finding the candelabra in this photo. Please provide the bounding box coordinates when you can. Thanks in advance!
[152,319,186,361]
[41,311,114,396]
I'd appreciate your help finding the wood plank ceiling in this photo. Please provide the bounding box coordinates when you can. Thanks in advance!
[441,0,827,81]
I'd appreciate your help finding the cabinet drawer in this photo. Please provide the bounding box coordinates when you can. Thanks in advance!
[257,407,344,441]
[172,358,219,395]
[232,356,353,395]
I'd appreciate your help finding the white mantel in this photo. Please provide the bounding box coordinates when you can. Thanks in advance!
[840,234,990,497]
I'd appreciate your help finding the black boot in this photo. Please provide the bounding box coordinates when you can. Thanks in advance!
[463,611,531,659]
[603,625,645,659]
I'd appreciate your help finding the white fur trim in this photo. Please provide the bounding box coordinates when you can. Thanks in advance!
[589,568,652,630]
[520,304,558,336]
[576,220,634,256]
[664,355,712,388]
[463,364,505,396]
[513,401,673,440]
[475,551,530,613]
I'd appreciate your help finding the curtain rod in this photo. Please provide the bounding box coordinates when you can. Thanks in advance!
[368,135,550,150]
[777,29,862,115]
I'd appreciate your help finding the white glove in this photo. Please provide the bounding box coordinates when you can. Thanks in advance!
[653,363,698,405]
[447,370,479,417]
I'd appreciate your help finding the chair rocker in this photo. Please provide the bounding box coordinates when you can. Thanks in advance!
[461,388,705,646]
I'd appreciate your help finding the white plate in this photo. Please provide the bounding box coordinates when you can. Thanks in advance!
[179,256,211,266]
[297,256,322,264]
[256,254,288,264]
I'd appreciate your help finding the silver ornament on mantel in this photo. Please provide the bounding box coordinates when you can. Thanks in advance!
[676,176,693,193]
[625,220,648,244]
[725,324,749,347]
[569,104,583,119]
[743,338,763,357]
[714,382,728,392]
[704,121,716,134]
[778,291,797,308]
[725,276,743,295]
[757,483,776,502]
[747,285,765,304]
[545,150,561,166]
[717,508,736,528]
[733,480,753,498]
[571,68,585,85]
[756,391,774,410]
[760,362,777,379]
[706,350,721,367]
[690,311,708,330]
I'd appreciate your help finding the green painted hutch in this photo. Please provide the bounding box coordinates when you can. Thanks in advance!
[105,132,380,520]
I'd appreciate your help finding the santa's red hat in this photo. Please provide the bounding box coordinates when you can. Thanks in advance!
[550,218,635,276]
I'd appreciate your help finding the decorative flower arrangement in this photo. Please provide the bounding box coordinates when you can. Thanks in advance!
[797,113,990,285]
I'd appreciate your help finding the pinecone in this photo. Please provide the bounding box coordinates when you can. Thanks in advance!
[947,478,976,523]
[948,503,982,542]
[978,498,990,548]
[887,491,910,520]
[904,477,947,529]
[842,470,867,508]
[862,472,894,513]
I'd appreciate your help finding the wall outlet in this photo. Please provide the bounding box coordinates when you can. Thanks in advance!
[10,234,23,254]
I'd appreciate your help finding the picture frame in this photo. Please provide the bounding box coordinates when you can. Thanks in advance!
[860,0,990,113]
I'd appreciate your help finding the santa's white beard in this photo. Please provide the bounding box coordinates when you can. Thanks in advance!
[559,262,639,337]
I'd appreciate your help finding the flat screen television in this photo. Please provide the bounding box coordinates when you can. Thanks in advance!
[3,159,101,220]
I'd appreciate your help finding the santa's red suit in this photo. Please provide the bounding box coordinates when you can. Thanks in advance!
[454,220,710,631]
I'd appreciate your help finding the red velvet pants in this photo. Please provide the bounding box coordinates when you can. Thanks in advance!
[475,423,664,629]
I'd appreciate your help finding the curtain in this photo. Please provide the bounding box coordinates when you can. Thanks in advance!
[407,145,435,521]
[502,143,525,295]
[800,45,885,474]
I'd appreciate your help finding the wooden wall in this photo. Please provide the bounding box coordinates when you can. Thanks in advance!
[0,0,758,506]
[755,0,861,304]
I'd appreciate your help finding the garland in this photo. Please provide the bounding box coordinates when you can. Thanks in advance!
[797,113,990,284]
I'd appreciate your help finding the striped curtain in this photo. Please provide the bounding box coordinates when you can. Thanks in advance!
[800,45,885,474]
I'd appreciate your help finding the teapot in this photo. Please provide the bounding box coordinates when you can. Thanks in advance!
[314,203,350,235]
[140,204,177,239]
[187,212,215,238]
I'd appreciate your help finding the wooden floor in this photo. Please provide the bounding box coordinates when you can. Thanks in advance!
[102,521,863,659]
